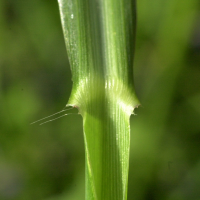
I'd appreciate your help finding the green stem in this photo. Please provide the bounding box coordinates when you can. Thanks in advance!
[58,0,139,199]
[83,100,131,199]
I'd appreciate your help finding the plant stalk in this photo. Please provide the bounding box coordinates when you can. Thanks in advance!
[58,0,139,199]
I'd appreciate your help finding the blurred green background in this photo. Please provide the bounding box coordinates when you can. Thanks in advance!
[1,0,200,199]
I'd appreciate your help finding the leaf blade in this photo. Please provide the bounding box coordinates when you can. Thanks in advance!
[58,0,140,199]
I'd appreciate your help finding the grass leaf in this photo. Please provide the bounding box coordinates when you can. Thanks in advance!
[58,0,140,199]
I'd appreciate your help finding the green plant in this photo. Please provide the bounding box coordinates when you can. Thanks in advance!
[58,0,139,199]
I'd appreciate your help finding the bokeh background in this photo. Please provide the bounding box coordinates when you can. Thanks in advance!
[1,0,200,199]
